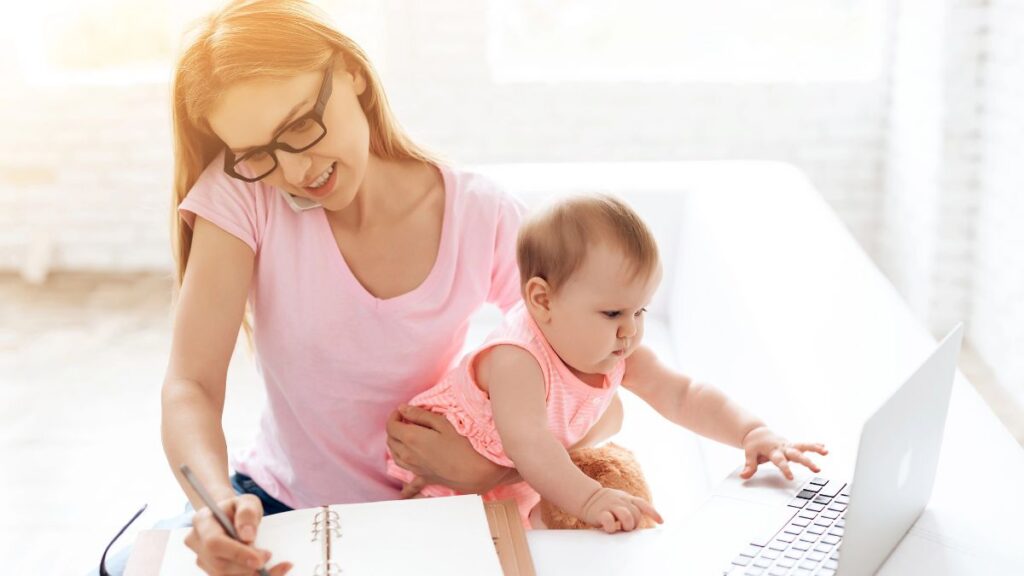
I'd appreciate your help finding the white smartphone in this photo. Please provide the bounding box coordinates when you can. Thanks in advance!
[280,190,321,212]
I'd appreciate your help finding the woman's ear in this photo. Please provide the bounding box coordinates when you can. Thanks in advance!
[337,55,367,96]
[524,276,553,323]
[352,69,367,96]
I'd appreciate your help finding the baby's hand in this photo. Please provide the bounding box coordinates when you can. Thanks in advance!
[579,487,664,533]
[740,425,828,481]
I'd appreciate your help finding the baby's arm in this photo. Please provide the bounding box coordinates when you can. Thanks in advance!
[480,345,661,532]
[622,346,763,447]
[622,346,826,479]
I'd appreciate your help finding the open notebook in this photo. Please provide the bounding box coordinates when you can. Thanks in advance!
[155,495,509,575]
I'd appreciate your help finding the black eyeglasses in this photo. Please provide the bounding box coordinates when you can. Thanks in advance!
[223,61,335,183]
[99,504,147,576]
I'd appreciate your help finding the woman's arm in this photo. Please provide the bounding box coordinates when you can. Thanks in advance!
[162,216,254,506]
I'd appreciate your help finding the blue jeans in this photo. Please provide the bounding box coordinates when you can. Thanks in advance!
[89,473,293,576]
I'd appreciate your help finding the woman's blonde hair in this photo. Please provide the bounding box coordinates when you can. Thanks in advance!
[171,0,435,338]
[516,194,660,294]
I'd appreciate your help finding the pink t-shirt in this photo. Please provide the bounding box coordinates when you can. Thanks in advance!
[179,156,524,509]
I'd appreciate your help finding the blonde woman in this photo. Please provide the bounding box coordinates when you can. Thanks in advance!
[93,1,624,575]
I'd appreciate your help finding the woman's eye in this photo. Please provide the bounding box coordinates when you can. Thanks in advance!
[634,307,648,317]
[602,311,621,319]
[246,150,270,162]
[287,118,315,133]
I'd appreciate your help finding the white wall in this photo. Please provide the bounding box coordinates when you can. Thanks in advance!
[0,1,1020,402]
[971,0,1024,402]
[0,0,888,273]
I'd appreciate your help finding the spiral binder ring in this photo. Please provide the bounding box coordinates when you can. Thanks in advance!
[312,506,341,572]
[311,509,342,541]
[313,561,343,575]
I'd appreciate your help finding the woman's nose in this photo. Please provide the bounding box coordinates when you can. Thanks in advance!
[277,151,312,186]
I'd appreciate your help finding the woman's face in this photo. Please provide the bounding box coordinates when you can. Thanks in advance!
[206,61,371,211]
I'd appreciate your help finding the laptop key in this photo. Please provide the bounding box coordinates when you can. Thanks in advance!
[807,503,826,512]
[753,557,772,569]
[798,509,817,520]
[815,543,834,553]
[809,477,828,486]
[806,525,825,535]
[777,558,796,568]
[731,555,753,567]
[768,540,788,551]
[791,517,811,527]
[740,545,763,558]
[821,510,841,520]
[813,495,832,505]
[822,535,841,545]
[788,498,807,509]
[818,480,845,498]
[796,489,817,500]
[768,567,788,576]
[793,540,812,550]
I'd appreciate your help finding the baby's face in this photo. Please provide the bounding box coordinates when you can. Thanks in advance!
[541,244,661,380]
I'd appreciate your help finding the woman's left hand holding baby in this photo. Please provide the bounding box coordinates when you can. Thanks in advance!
[739,426,828,481]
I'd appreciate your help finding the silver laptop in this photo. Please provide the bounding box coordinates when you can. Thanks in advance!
[710,324,964,576]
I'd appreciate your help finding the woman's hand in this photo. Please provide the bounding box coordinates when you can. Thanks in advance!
[739,426,828,481]
[386,405,520,498]
[184,493,292,576]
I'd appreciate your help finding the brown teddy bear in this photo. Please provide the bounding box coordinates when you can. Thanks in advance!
[538,443,658,530]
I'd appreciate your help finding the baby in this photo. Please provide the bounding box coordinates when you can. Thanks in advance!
[386,194,827,532]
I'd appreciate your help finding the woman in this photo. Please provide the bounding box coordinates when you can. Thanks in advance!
[95,1,622,575]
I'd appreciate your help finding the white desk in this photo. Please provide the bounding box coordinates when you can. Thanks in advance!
[480,163,1024,575]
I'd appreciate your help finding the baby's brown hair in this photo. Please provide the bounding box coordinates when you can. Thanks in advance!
[516,194,659,294]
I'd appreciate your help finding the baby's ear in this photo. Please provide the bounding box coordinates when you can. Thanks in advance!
[524,276,552,320]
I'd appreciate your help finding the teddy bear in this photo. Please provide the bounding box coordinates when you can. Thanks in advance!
[538,443,658,530]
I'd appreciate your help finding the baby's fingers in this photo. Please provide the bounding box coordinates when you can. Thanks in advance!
[769,449,794,480]
[597,510,619,533]
[793,442,828,455]
[785,447,821,474]
[633,497,664,525]
[740,450,759,479]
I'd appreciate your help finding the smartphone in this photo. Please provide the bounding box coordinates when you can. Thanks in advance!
[281,190,322,212]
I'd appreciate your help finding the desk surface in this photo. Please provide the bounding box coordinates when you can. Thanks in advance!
[500,165,1024,575]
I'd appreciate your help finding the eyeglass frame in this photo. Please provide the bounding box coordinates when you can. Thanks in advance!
[222,60,335,183]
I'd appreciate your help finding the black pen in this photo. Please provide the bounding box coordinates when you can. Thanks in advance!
[180,465,271,576]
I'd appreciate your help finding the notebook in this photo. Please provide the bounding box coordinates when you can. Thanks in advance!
[126,496,535,576]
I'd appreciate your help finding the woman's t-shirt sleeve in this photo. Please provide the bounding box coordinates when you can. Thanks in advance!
[488,194,526,313]
[178,155,266,253]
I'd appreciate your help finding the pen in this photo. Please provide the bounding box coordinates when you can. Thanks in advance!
[180,464,271,576]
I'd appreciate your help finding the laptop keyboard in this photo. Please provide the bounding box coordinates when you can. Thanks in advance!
[723,477,849,576]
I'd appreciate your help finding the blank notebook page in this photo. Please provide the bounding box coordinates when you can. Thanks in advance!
[159,494,503,575]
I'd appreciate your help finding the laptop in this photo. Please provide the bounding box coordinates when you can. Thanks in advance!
[704,323,964,576]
